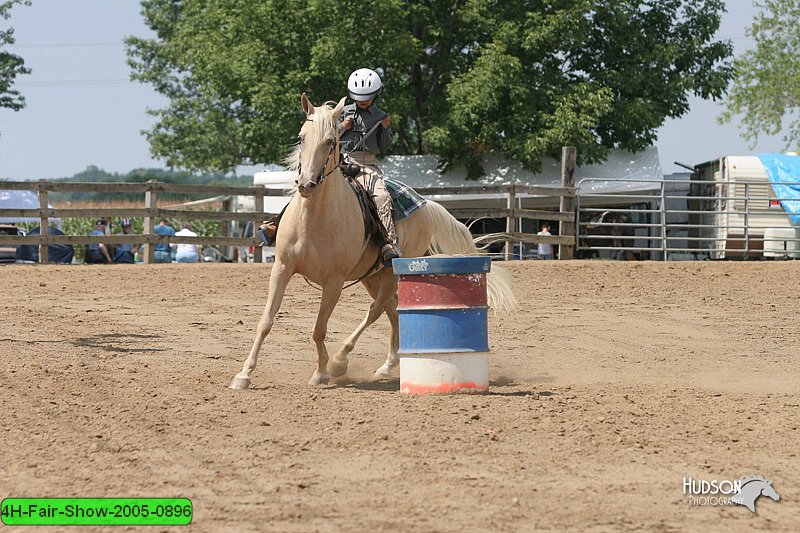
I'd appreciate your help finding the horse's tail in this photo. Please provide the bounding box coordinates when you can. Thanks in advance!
[425,200,517,313]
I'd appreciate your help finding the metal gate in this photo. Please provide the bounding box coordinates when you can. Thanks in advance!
[576,177,800,260]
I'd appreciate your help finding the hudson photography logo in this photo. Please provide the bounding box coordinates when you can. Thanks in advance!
[683,475,780,513]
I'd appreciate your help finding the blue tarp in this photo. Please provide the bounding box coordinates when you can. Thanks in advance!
[758,154,800,225]
[15,226,74,264]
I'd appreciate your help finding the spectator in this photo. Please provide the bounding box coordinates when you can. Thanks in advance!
[154,218,175,263]
[173,223,202,263]
[112,218,136,264]
[85,219,112,264]
[537,223,554,260]
[237,221,254,263]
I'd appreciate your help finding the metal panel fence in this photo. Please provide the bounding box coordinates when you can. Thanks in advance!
[576,177,800,260]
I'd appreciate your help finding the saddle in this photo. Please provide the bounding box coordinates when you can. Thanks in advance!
[347,177,390,248]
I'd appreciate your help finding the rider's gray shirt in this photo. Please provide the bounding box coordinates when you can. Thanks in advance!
[338,102,393,155]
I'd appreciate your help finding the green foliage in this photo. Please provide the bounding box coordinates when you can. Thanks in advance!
[720,0,800,150]
[128,0,733,177]
[49,165,253,203]
[0,0,30,114]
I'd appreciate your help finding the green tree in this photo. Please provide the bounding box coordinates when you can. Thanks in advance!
[128,0,733,177]
[720,0,800,151]
[0,0,30,113]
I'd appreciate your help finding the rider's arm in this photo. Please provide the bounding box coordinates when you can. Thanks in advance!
[377,113,393,153]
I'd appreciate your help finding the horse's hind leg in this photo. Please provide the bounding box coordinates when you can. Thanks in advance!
[374,292,399,379]
[330,272,396,378]
[308,281,344,386]
[230,260,293,390]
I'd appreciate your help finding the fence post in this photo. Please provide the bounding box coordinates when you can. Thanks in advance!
[743,183,750,259]
[253,190,264,264]
[660,179,668,261]
[37,179,49,263]
[504,182,516,260]
[559,146,576,260]
[221,196,232,261]
[143,180,157,264]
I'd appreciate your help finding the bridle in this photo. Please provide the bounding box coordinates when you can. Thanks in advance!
[298,118,339,187]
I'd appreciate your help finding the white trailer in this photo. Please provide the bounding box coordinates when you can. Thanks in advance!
[691,156,799,259]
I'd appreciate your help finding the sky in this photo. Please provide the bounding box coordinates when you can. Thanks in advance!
[0,0,788,181]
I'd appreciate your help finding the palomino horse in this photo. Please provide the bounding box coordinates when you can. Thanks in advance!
[230,94,516,389]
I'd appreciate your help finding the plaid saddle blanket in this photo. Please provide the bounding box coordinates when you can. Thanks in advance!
[385,178,427,222]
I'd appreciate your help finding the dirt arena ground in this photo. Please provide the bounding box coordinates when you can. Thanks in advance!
[1,260,798,532]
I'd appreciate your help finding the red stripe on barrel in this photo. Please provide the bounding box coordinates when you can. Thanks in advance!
[400,381,489,395]
[397,273,487,309]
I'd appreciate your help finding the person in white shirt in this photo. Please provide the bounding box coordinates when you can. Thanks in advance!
[537,223,554,260]
[173,223,202,263]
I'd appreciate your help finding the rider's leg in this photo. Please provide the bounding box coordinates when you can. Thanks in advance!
[257,219,277,245]
[372,177,401,263]
[355,164,400,264]
[257,206,287,246]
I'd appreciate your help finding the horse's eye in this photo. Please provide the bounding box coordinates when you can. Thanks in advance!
[298,134,305,143]
[325,138,333,146]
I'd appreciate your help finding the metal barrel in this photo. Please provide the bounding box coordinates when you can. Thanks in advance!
[392,256,491,394]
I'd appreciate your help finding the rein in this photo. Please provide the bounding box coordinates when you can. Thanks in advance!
[300,117,383,186]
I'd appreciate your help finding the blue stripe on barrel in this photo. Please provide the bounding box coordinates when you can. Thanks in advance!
[398,307,489,353]
[392,256,491,275]
[393,256,491,355]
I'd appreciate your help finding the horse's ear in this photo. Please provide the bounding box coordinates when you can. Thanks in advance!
[301,92,314,116]
[332,96,347,120]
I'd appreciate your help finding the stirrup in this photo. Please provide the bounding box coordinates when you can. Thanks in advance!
[381,243,401,266]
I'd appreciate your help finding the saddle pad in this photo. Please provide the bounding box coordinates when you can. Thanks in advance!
[385,178,427,222]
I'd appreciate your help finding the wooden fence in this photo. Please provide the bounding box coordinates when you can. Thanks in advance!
[0,162,577,263]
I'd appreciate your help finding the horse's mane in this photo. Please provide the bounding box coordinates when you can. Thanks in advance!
[739,475,768,486]
[285,100,339,173]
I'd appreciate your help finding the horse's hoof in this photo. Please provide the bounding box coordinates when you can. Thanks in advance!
[329,358,348,378]
[229,374,251,390]
[308,371,330,386]
[373,364,394,380]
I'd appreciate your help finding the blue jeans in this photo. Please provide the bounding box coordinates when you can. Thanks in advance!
[176,251,198,263]
[154,250,171,263]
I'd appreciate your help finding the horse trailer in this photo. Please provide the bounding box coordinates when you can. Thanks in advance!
[690,156,800,259]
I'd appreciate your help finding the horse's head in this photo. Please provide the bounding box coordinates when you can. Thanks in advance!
[761,480,780,502]
[290,93,346,197]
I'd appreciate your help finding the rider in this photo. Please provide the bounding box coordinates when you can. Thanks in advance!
[258,68,400,264]
[339,67,399,264]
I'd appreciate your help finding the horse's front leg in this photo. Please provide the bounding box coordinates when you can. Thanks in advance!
[230,260,293,390]
[308,280,344,386]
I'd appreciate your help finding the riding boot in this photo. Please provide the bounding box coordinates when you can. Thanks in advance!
[257,220,277,246]
[381,242,401,265]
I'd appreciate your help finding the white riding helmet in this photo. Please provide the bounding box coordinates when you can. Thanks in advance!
[347,68,382,101]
